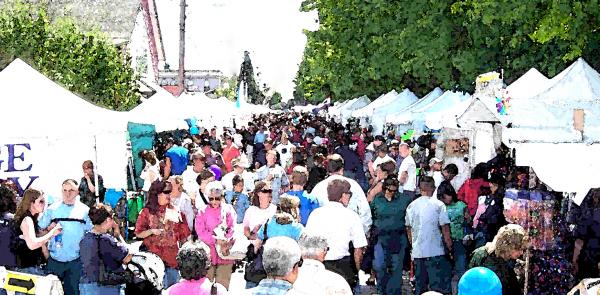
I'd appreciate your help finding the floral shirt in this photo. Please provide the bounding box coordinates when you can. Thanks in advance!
[134,206,191,268]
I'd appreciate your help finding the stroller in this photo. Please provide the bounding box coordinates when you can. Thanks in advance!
[124,252,165,294]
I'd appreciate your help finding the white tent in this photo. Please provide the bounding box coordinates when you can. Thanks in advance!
[506,68,549,100]
[504,58,600,144]
[0,59,128,198]
[328,99,353,121]
[501,58,600,199]
[338,96,370,125]
[370,89,418,135]
[352,90,399,119]
[128,86,189,131]
[385,87,444,125]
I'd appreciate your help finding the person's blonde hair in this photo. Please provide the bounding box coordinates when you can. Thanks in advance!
[486,224,529,260]
[169,175,185,192]
[275,195,300,224]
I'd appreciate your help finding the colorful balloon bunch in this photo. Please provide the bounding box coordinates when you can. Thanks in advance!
[496,91,511,115]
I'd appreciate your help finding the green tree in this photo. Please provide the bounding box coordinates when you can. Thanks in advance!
[269,91,282,107]
[296,0,600,103]
[215,74,238,101]
[0,1,139,111]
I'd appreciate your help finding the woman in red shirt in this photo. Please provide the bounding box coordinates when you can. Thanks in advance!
[457,163,489,217]
[135,181,191,289]
[222,135,241,173]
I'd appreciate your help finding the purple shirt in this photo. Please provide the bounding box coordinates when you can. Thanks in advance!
[80,232,128,283]
[167,277,228,295]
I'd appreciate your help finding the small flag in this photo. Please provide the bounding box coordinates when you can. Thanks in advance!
[236,82,243,109]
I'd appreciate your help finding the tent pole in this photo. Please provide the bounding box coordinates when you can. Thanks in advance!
[93,135,99,204]
[127,141,137,191]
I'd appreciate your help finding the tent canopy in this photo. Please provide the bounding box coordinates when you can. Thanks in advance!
[506,68,549,100]
[0,59,128,197]
[352,90,399,118]
[338,96,370,124]
[504,58,600,143]
[385,87,444,125]
[0,59,128,136]
[370,89,418,134]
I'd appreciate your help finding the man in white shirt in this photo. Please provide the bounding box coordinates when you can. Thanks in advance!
[275,133,296,169]
[372,144,395,169]
[310,154,372,235]
[306,178,368,290]
[220,157,255,193]
[428,157,444,189]
[181,151,206,204]
[294,231,352,295]
[405,176,453,295]
[398,142,417,200]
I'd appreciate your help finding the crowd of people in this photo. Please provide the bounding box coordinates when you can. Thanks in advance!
[0,111,597,295]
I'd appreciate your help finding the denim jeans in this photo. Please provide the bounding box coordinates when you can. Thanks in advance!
[452,240,467,278]
[79,283,122,295]
[414,255,452,295]
[373,238,407,295]
[163,267,181,289]
[47,257,83,295]
[245,281,259,289]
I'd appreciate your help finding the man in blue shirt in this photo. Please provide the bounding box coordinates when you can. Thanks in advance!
[39,179,92,295]
[163,137,189,178]
[282,168,321,225]
[254,126,267,145]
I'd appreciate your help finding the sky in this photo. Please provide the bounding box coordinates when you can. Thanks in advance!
[131,0,318,101]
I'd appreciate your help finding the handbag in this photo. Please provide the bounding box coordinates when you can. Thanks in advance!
[244,219,269,283]
[96,234,134,285]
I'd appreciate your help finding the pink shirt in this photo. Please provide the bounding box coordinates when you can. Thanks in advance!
[167,277,227,295]
[195,204,237,265]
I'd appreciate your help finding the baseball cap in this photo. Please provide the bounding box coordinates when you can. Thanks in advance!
[429,157,443,166]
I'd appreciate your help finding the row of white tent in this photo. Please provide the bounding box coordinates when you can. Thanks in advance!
[327,87,474,135]
[326,57,600,202]
[0,59,271,198]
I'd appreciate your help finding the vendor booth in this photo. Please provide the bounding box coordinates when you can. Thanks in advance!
[0,59,129,199]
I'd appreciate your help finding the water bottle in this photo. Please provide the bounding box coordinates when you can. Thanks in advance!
[54,233,63,249]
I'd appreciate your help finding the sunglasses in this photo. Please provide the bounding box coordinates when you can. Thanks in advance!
[161,190,172,195]
[260,189,273,194]
[294,257,304,268]
[344,191,353,197]
[387,188,398,193]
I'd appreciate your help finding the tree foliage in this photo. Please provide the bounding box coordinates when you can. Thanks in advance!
[0,1,139,110]
[215,74,238,101]
[295,0,600,103]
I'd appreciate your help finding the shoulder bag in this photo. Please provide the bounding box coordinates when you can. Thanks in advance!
[244,219,269,283]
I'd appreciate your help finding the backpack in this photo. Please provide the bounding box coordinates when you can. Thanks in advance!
[0,217,17,267]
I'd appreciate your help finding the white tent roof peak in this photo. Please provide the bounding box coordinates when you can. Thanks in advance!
[528,57,600,105]
[0,58,127,136]
[506,68,549,100]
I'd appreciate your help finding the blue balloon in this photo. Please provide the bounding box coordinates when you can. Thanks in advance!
[458,267,502,295]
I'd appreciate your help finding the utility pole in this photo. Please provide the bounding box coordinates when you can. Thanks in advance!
[178,0,186,95]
